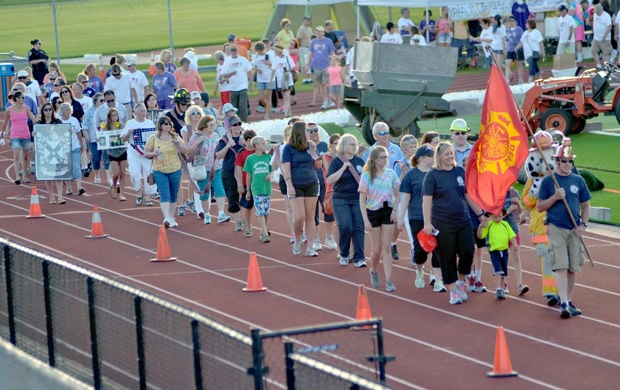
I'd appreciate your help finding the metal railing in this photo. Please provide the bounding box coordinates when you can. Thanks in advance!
[0,237,391,389]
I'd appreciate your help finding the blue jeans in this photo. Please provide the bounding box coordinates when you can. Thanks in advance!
[527,56,540,77]
[332,197,365,263]
[153,169,182,203]
[89,142,109,170]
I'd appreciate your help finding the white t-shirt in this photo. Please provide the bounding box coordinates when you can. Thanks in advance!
[105,73,134,104]
[397,17,415,34]
[520,29,544,59]
[25,80,42,107]
[380,32,403,44]
[270,54,294,89]
[121,118,156,159]
[593,12,612,41]
[60,116,82,150]
[558,14,576,44]
[76,95,93,116]
[221,55,252,91]
[252,53,272,84]
[480,27,495,57]
[128,70,149,102]
[410,34,428,46]
[490,25,506,52]
[216,63,229,93]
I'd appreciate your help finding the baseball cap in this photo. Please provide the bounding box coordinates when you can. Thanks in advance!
[126,57,137,66]
[558,5,568,11]
[414,144,434,160]
[227,33,236,42]
[303,16,311,21]
[190,91,201,100]
[229,116,242,126]
[17,70,28,77]
[315,26,325,32]
[222,103,237,113]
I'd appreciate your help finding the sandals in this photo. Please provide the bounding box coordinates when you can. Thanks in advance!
[109,186,117,199]
[119,195,127,201]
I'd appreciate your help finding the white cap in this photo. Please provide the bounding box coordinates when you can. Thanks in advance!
[126,57,137,66]
[222,103,237,113]
[190,91,201,100]
[17,70,28,77]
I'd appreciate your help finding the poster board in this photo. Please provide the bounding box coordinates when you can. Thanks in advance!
[34,124,73,180]
[96,129,127,150]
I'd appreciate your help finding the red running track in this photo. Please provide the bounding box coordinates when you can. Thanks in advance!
[1,150,619,389]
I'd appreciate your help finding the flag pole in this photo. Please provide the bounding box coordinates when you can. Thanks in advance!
[487,55,594,267]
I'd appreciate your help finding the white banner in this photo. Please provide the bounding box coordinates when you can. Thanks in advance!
[446,0,565,22]
[96,129,127,150]
[34,124,73,180]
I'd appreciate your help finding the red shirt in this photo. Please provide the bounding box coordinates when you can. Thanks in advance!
[235,148,255,185]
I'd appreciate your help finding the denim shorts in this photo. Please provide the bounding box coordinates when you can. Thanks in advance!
[10,138,32,151]
[256,81,274,91]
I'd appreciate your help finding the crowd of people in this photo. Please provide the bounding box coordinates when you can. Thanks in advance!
[0,7,594,318]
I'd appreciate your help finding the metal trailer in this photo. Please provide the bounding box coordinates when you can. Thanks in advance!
[344,41,458,144]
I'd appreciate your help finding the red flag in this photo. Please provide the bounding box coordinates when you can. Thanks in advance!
[466,65,528,215]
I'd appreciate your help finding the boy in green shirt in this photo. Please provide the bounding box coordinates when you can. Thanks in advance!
[243,136,273,243]
[477,209,519,300]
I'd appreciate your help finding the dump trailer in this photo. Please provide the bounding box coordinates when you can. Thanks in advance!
[344,41,458,144]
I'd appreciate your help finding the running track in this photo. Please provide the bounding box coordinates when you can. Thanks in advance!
[1,149,619,389]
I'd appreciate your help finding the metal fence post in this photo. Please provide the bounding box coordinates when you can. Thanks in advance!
[42,261,55,367]
[3,245,16,345]
[87,277,101,390]
[248,328,266,390]
[191,319,203,390]
[284,342,295,390]
[134,296,147,390]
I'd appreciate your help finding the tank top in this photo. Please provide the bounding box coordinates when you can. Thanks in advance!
[9,107,30,139]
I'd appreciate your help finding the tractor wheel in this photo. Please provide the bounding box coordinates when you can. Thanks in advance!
[567,117,586,135]
[614,98,620,125]
[361,116,374,145]
[540,108,573,134]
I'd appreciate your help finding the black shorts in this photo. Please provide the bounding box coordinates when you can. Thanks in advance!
[239,188,254,209]
[473,228,487,248]
[366,203,393,228]
[108,151,127,162]
[279,174,287,195]
[293,180,319,198]
[507,48,524,61]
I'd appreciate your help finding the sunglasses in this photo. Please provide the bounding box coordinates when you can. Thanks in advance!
[179,103,189,107]
[453,131,468,136]
[231,123,241,127]
[81,80,88,84]
[190,112,202,116]
[106,99,115,103]
[557,158,573,164]
[43,107,53,112]
[50,78,56,81]
[18,76,27,80]
[376,131,389,136]
[112,73,121,76]
[54,84,61,87]
[162,122,172,126]
[306,129,318,134]
[61,90,70,94]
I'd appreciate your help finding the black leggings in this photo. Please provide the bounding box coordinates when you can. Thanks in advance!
[434,220,474,285]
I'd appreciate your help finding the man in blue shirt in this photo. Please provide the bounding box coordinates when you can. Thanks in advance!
[537,139,591,319]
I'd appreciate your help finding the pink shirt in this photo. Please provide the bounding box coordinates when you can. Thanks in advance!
[328,65,342,87]
[173,69,205,92]
[8,107,30,139]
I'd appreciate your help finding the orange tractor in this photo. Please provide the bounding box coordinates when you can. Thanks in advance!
[521,64,620,135]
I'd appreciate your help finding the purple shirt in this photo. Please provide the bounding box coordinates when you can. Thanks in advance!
[152,72,177,109]
[309,37,336,70]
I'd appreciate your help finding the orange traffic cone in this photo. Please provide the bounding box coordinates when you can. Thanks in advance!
[148,53,156,76]
[487,326,519,378]
[85,205,108,239]
[26,186,45,218]
[150,225,177,262]
[355,285,372,321]
[242,252,267,292]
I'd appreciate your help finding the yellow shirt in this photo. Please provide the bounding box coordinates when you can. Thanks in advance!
[276,29,296,49]
[146,135,185,173]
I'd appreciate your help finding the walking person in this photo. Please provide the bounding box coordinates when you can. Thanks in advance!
[326,134,366,267]
[537,139,591,318]
[36,102,64,204]
[216,116,245,228]
[27,39,49,85]
[243,136,274,243]
[102,108,128,201]
[144,117,188,228]
[121,103,157,207]
[422,142,485,305]
[2,91,36,185]
[516,19,545,82]
[359,146,401,291]
[58,103,86,196]
[304,25,335,109]
[281,121,321,256]
[397,144,445,292]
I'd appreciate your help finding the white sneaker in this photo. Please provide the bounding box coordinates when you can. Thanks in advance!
[311,238,323,251]
[320,101,329,109]
[217,214,231,223]
[255,106,265,113]
[324,236,337,250]
[328,101,336,108]
[168,218,179,228]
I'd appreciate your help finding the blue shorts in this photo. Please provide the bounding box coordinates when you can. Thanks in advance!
[71,148,82,179]
[239,188,254,209]
[489,249,509,276]
[10,138,32,150]
[256,81,274,91]
[254,195,271,217]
